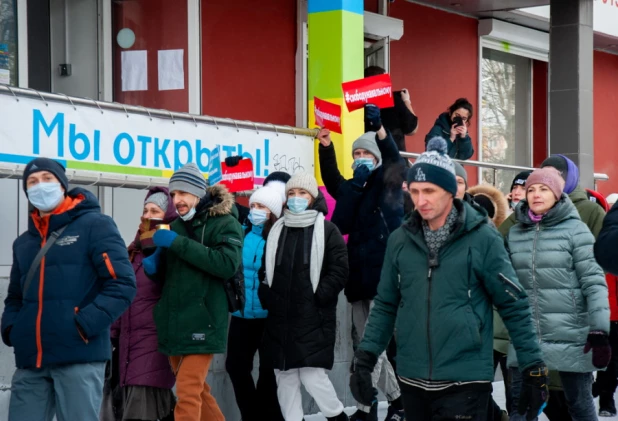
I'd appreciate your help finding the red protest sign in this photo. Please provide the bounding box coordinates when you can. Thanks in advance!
[342,73,394,112]
[220,158,254,193]
[314,97,342,134]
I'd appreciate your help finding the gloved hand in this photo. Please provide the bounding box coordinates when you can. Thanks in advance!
[517,364,549,420]
[153,230,178,248]
[225,155,242,167]
[364,104,382,132]
[351,164,371,189]
[350,349,378,407]
[584,330,612,368]
[143,247,163,275]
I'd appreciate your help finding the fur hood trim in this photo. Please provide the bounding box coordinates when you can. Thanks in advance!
[467,184,509,227]
[206,184,235,217]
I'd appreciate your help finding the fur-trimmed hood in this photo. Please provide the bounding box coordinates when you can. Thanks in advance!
[197,183,236,218]
[467,184,509,227]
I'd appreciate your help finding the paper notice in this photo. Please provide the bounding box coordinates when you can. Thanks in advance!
[158,49,184,91]
[0,69,9,85]
[121,50,148,91]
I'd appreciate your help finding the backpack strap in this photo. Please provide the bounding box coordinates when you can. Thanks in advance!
[22,225,69,299]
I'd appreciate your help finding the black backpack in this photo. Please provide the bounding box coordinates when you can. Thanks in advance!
[182,219,246,316]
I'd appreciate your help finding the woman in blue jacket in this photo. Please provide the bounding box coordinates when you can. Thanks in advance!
[425,97,474,159]
[225,186,284,421]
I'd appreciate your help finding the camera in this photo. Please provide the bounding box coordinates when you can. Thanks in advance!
[452,116,464,128]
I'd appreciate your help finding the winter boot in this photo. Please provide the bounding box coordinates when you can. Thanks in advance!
[327,412,350,421]
[599,394,617,417]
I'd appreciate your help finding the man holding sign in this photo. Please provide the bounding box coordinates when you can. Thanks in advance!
[318,105,406,421]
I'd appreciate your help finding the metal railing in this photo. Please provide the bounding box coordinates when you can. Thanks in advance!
[400,152,609,190]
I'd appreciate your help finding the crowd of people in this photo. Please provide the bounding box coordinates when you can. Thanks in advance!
[1,72,618,421]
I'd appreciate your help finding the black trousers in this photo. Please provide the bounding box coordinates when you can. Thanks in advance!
[400,380,491,421]
[487,350,511,420]
[595,321,618,400]
[225,317,284,421]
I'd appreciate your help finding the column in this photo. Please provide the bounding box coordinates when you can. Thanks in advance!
[549,0,594,188]
[308,0,364,182]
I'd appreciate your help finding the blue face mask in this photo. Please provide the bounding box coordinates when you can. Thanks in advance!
[353,158,375,172]
[177,197,199,221]
[248,209,269,226]
[27,182,64,212]
[287,197,309,214]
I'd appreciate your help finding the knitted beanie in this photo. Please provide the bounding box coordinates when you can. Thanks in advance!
[264,171,292,202]
[285,171,319,199]
[407,137,457,197]
[23,157,69,195]
[453,161,468,188]
[250,186,283,218]
[169,163,208,199]
[144,192,169,213]
[525,167,565,200]
[510,170,532,191]
[541,155,579,194]
[352,132,382,164]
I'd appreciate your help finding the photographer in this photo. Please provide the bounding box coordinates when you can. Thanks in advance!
[425,98,474,160]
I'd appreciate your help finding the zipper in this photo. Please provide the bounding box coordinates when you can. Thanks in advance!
[531,224,542,342]
[102,253,118,279]
[427,266,434,379]
[499,273,523,295]
[74,307,89,344]
[35,238,46,368]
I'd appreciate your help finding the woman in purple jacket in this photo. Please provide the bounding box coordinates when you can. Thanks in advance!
[101,187,177,421]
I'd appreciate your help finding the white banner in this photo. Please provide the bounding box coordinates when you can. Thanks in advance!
[0,92,315,183]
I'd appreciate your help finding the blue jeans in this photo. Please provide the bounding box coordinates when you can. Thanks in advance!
[9,362,106,421]
[509,368,597,421]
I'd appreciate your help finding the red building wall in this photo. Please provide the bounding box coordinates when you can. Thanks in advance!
[201,0,297,126]
[388,2,480,184]
[593,51,618,196]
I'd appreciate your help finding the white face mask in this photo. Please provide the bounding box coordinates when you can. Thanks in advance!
[27,182,64,212]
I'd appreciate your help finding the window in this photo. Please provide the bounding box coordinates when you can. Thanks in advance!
[481,48,532,191]
[0,0,18,86]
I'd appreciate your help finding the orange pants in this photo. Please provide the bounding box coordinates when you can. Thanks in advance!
[169,354,225,421]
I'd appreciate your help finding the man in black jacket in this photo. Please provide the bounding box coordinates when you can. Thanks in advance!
[595,201,618,274]
[317,105,405,421]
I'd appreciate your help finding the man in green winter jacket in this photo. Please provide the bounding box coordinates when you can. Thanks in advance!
[144,163,243,421]
[350,137,548,420]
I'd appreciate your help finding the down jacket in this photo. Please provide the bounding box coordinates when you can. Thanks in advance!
[232,224,268,319]
[506,195,609,373]
[359,199,543,382]
[1,188,136,369]
[258,193,349,370]
[319,131,404,303]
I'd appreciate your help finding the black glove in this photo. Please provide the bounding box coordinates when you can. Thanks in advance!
[351,164,371,189]
[584,330,612,368]
[350,349,378,407]
[364,104,382,132]
[517,365,549,420]
[225,155,242,167]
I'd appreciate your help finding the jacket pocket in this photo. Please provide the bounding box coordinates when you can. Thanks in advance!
[499,273,523,301]
[102,253,117,279]
[74,307,89,344]
[464,307,482,348]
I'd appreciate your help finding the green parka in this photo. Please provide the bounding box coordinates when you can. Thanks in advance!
[506,195,609,373]
[152,184,243,356]
[359,200,543,382]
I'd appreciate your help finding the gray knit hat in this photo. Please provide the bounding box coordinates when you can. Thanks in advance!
[144,192,169,212]
[352,132,382,165]
[169,163,208,199]
[250,186,283,218]
[408,137,457,196]
[453,161,468,188]
[285,172,319,199]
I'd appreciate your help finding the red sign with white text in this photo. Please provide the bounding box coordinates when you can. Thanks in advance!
[220,158,254,193]
[314,97,342,134]
[342,74,394,112]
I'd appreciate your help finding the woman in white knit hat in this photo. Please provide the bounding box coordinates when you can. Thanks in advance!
[259,172,349,421]
[226,186,284,421]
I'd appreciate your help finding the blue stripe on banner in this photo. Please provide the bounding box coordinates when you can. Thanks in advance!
[0,153,67,167]
[308,0,363,15]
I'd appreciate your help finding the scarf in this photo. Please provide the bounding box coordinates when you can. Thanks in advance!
[128,218,159,261]
[528,209,544,223]
[265,209,325,293]
[422,205,459,255]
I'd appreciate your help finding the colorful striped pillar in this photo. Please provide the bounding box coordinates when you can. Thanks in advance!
[308,0,364,183]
